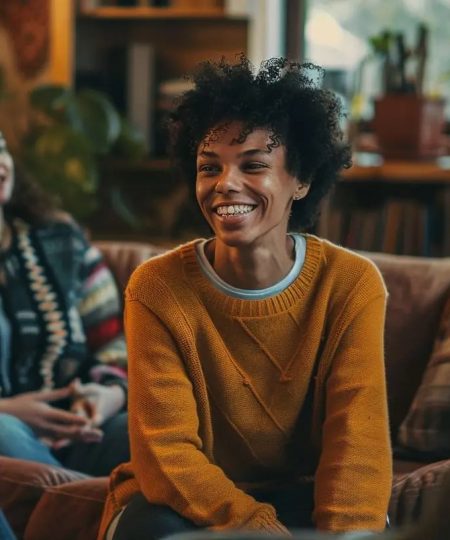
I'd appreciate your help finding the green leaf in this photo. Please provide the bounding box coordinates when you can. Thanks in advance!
[109,186,143,230]
[74,89,122,155]
[29,85,74,123]
[113,117,147,161]
[21,125,98,220]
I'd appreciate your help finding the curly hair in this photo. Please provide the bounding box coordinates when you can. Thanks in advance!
[169,56,352,229]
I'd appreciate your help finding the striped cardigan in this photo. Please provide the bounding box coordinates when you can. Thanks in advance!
[0,217,126,398]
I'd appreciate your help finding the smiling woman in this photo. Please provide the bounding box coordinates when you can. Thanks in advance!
[0,131,130,478]
[98,56,392,540]
[195,124,309,288]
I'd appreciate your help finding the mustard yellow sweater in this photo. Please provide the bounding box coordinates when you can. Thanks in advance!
[98,235,392,538]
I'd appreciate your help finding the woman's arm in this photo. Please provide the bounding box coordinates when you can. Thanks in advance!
[71,230,128,424]
[314,291,392,532]
[126,297,289,534]
[76,235,127,390]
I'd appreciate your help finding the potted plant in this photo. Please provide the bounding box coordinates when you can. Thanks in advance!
[19,84,146,222]
[370,25,446,160]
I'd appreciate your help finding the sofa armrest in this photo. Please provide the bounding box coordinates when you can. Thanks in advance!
[94,241,168,291]
[389,459,450,527]
[0,457,88,538]
[24,477,108,540]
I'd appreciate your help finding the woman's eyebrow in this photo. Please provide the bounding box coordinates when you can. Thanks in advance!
[237,148,271,158]
[197,148,271,159]
[197,150,219,159]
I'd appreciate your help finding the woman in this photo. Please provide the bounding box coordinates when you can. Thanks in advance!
[0,131,129,476]
[100,57,392,539]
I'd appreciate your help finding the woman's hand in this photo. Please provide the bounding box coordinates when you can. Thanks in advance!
[0,386,103,445]
[69,380,125,427]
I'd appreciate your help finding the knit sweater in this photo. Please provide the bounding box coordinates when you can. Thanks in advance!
[98,234,392,538]
[0,218,127,397]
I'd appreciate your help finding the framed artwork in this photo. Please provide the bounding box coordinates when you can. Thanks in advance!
[0,0,50,78]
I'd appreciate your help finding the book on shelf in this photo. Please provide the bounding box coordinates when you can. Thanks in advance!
[381,200,402,254]
[360,209,379,252]
[401,200,414,256]
[127,42,156,153]
[345,209,364,249]
[320,207,343,245]
[316,188,450,257]
[443,189,450,256]
[316,196,332,239]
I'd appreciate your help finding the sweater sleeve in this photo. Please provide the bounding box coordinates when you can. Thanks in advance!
[314,288,392,532]
[75,232,127,389]
[125,295,289,534]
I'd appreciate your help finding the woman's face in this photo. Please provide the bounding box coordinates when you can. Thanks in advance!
[196,121,301,248]
[0,136,14,206]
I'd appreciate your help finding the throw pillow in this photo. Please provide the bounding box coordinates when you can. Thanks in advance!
[398,294,450,457]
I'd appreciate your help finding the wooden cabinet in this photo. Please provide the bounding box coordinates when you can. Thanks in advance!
[317,156,450,257]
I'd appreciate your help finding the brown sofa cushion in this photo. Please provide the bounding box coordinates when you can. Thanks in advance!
[367,253,450,438]
[95,241,167,291]
[0,456,88,538]
[24,477,108,540]
[397,294,450,458]
[389,459,450,527]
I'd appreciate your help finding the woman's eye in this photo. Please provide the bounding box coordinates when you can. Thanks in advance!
[198,164,220,174]
[243,162,268,171]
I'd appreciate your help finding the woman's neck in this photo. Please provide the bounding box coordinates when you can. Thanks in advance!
[207,235,295,290]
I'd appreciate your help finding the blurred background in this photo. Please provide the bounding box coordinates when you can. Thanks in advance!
[1,0,450,256]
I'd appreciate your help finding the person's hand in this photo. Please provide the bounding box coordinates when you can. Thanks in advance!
[69,379,125,428]
[0,386,103,446]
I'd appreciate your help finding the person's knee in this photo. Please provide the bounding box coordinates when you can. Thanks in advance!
[113,493,198,540]
[0,413,32,437]
[0,413,34,454]
[0,413,60,465]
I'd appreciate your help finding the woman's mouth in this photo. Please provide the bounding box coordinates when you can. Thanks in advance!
[214,204,256,216]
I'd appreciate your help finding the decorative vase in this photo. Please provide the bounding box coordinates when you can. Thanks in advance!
[373,95,446,160]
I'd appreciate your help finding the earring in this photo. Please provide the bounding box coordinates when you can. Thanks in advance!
[293,183,308,201]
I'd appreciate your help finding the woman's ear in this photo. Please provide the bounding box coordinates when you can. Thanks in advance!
[293,183,310,201]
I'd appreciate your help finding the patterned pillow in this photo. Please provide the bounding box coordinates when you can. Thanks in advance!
[398,295,450,457]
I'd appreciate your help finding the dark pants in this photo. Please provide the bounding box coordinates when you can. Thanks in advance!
[113,483,314,540]
[59,412,129,476]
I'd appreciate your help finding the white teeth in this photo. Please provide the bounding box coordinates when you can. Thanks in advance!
[216,205,254,215]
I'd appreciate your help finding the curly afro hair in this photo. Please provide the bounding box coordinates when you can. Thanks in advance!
[169,56,351,230]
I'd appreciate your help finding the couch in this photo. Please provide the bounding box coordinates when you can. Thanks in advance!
[1,240,449,540]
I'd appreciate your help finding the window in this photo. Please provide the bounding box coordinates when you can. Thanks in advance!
[304,0,450,119]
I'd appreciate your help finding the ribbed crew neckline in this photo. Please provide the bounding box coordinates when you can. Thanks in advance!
[195,234,306,300]
[179,234,323,317]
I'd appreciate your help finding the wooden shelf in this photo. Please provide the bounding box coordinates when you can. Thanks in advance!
[103,158,171,172]
[320,152,450,256]
[342,155,450,184]
[78,6,237,20]
[105,155,450,182]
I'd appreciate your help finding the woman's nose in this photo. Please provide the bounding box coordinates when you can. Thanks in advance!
[214,167,241,193]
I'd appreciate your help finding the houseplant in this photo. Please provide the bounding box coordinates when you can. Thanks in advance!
[370,25,446,160]
[19,84,146,221]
